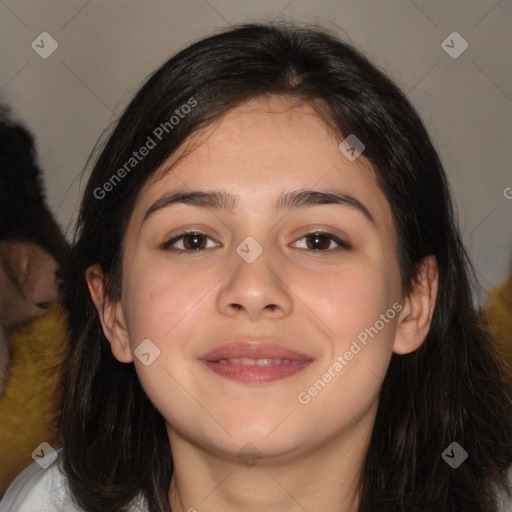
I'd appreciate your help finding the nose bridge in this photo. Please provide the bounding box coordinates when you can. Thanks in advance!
[232,233,276,291]
[217,233,292,319]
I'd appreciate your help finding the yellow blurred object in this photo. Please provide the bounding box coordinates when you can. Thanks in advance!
[0,302,68,496]
[480,274,512,386]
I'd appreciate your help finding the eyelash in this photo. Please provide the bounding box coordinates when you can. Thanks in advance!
[161,230,351,253]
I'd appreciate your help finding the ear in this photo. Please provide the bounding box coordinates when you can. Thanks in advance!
[85,263,133,363]
[393,255,439,355]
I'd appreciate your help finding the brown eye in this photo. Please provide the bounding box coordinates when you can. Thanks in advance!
[306,233,331,250]
[293,232,350,251]
[163,231,219,252]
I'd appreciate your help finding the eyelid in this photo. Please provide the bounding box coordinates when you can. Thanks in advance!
[161,229,351,252]
[292,230,351,251]
[160,229,219,251]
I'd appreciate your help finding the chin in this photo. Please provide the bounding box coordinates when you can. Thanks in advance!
[204,417,308,461]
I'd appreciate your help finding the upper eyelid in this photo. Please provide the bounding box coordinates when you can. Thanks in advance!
[164,230,349,250]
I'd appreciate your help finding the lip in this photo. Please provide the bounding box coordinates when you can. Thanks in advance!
[200,341,313,384]
[201,341,312,362]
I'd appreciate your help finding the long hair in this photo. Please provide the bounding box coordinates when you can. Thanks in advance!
[59,22,512,511]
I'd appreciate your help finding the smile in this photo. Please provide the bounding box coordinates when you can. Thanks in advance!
[216,357,308,366]
[200,340,314,384]
[202,359,312,383]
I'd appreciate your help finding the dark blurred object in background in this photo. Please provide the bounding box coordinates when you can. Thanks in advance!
[0,106,68,265]
[0,105,69,496]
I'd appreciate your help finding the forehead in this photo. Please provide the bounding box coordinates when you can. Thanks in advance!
[135,95,392,227]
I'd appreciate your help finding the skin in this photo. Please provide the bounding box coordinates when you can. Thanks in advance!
[87,95,438,512]
[0,240,60,396]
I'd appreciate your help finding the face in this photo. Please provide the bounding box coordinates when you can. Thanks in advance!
[90,95,430,463]
[0,241,59,327]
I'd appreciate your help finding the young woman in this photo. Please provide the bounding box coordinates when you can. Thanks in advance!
[2,22,511,512]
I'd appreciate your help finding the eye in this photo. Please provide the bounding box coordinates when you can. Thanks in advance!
[162,231,220,252]
[292,231,350,252]
[161,230,350,253]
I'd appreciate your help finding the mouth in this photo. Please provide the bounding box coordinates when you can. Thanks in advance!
[200,341,313,384]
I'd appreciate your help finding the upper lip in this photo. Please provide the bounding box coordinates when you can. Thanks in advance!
[200,340,313,362]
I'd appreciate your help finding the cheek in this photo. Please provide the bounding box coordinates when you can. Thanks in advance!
[123,259,207,344]
[304,259,398,352]
[296,351,391,440]
[121,258,218,398]
[295,276,398,437]
[293,260,398,419]
[121,263,209,426]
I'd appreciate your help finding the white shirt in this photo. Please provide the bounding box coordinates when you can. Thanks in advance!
[1,448,512,511]
[0,448,148,511]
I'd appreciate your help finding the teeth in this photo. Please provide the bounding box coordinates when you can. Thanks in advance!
[217,358,305,366]
[256,358,277,366]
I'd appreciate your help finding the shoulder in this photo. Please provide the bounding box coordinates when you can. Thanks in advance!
[0,447,82,511]
[0,448,148,512]
[497,464,512,512]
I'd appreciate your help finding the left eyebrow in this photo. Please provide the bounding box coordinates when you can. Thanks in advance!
[142,189,376,226]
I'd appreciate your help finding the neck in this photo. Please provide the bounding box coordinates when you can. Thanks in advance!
[167,416,374,512]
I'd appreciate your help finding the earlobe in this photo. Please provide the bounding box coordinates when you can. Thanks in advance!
[85,263,133,363]
[393,255,439,355]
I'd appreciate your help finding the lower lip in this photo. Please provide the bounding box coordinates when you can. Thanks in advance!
[201,360,312,383]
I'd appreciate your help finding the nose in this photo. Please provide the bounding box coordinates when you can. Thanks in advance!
[216,241,293,322]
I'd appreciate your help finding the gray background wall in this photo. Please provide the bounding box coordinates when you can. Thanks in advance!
[1,0,511,305]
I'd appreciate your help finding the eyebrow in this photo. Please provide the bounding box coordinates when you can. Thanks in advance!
[142,189,376,225]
